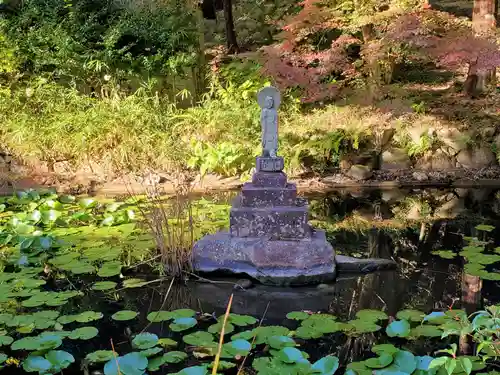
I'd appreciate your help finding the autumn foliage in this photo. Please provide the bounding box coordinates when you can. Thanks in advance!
[261,0,500,103]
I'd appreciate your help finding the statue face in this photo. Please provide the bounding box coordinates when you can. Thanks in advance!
[264,96,274,109]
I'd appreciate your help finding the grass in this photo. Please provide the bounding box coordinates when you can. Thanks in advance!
[1,73,499,180]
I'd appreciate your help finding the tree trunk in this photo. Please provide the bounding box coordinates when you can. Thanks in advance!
[223,0,239,54]
[466,0,497,95]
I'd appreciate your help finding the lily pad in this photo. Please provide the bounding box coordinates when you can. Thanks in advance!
[311,355,340,375]
[163,351,188,363]
[45,350,75,372]
[104,352,148,375]
[132,333,159,350]
[68,326,99,340]
[286,311,310,320]
[268,335,296,350]
[123,278,148,288]
[228,313,258,326]
[170,309,196,319]
[411,325,443,338]
[172,365,208,375]
[23,355,52,373]
[92,281,118,291]
[208,321,234,335]
[111,310,138,321]
[170,317,198,332]
[0,336,13,346]
[386,320,411,338]
[147,311,173,322]
[85,350,116,364]
[365,353,394,369]
[183,331,215,346]
[396,309,425,322]
[75,311,103,323]
[140,347,163,357]
[355,309,388,322]
[222,339,252,357]
[274,347,308,364]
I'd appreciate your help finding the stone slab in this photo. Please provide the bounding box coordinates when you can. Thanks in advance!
[256,156,284,172]
[335,255,397,273]
[240,182,297,207]
[192,230,336,286]
[230,202,310,239]
[252,171,288,187]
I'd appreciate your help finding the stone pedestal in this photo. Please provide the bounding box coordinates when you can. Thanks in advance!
[192,156,336,286]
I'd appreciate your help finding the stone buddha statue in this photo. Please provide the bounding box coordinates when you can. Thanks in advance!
[258,87,281,158]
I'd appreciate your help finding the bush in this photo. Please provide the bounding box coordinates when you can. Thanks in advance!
[1,0,199,91]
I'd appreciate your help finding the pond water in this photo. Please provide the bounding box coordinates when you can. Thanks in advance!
[1,187,499,374]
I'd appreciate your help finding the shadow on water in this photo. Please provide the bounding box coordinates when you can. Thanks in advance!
[6,187,500,374]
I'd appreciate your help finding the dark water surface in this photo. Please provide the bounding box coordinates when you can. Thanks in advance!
[8,187,500,374]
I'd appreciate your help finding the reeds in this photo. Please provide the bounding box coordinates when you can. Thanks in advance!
[129,170,195,277]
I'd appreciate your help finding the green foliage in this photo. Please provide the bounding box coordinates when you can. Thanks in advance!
[1,0,198,85]
[187,139,257,177]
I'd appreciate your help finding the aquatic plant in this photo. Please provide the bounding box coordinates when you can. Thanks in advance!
[431,224,500,281]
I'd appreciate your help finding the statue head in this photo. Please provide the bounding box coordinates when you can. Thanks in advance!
[264,96,274,109]
[257,87,281,110]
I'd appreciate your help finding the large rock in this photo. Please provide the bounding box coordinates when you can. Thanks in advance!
[381,148,411,170]
[192,230,336,286]
[437,128,469,155]
[495,134,500,150]
[456,145,496,169]
[379,128,395,149]
[431,149,456,170]
[346,164,373,181]
[434,196,465,219]
[340,151,377,171]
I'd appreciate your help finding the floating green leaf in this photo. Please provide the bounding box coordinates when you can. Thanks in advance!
[85,350,116,364]
[97,261,122,277]
[170,317,198,332]
[386,320,411,338]
[104,352,147,375]
[22,355,52,373]
[0,336,13,346]
[431,250,457,259]
[411,325,443,338]
[45,350,75,372]
[286,311,310,320]
[147,311,172,322]
[140,347,163,357]
[183,331,215,346]
[365,353,394,369]
[75,311,103,323]
[132,333,159,350]
[172,365,208,375]
[475,224,494,232]
[311,355,340,375]
[123,278,148,288]
[111,310,138,321]
[163,351,188,363]
[355,309,388,322]
[158,338,177,348]
[92,281,118,291]
[268,335,296,350]
[170,309,196,319]
[396,309,425,322]
[68,326,99,340]
[228,313,258,326]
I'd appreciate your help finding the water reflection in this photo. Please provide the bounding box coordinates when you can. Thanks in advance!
[129,187,500,320]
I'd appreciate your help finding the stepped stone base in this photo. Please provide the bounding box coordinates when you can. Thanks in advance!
[230,199,310,239]
[192,230,336,286]
[241,182,297,207]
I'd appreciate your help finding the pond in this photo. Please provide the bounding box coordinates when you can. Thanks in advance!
[0,187,499,375]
